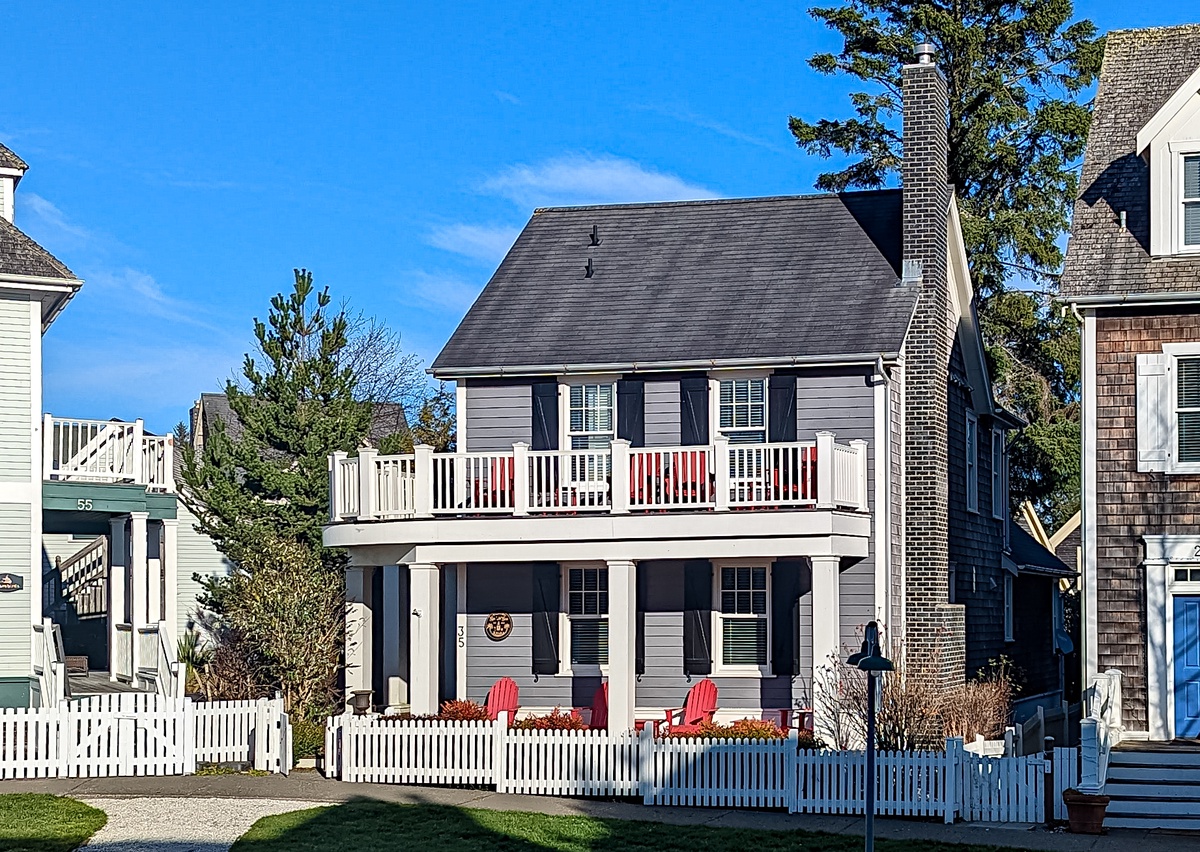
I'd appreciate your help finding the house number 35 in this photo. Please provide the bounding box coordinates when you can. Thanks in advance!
[458,625,466,648]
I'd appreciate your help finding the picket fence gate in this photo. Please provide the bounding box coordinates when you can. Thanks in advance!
[327,715,1047,823]
[0,694,291,779]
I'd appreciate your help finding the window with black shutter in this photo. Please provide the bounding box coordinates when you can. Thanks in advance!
[566,566,608,668]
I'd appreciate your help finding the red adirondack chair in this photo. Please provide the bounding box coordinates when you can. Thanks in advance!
[661,678,718,734]
[571,682,609,729]
[485,677,519,723]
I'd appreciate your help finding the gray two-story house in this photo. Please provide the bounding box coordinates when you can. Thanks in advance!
[325,44,1070,733]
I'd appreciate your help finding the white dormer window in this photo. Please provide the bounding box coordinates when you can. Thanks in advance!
[1184,154,1200,249]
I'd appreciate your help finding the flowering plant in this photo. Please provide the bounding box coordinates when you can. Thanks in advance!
[512,708,588,730]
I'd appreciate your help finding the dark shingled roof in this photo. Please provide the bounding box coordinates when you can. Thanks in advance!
[1061,25,1200,298]
[1010,523,1074,577]
[432,191,918,374]
[194,393,409,446]
[0,143,27,172]
[0,217,76,279]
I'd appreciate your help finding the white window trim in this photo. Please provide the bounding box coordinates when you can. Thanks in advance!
[1163,343,1200,474]
[991,427,1005,520]
[1173,146,1200,255]
[965,411,979,514]
[559,377,619,452]
[1003,573,1014,643]
[558,562,609,677]
[710,559,772,677]
[708,370,770,445]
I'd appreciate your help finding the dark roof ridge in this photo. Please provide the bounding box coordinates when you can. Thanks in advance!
[532,187,900,215]
[1108,23,1200,36]
[0,142,28,172]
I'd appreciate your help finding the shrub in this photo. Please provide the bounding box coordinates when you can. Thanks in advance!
[437,700,490,721]
[291,719,324,761]
[512,708,588,731]
[669,718,787,740]
[941,659,1016,741]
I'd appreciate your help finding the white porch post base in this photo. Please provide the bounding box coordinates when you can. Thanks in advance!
[811,555,842,732]
[606,559,637,732]
[409,563,441,717]
[108,516,128,682]
[344,566,374,707]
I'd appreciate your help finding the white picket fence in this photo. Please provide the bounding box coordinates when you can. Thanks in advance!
[0,694,291,779]
[326,715,1049,823]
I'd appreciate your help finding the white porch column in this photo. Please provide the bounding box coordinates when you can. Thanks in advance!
[108,516,128,682]
[161,518,179,643]
[129,512,149,674]
[409,563,441,716]
[606,560,637,731]
[146,522,163,627]
[811,554,842,730]
[344,566,374,706]
[382,564,408,712]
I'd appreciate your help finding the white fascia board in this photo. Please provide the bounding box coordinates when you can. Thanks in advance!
[1068,290,1200,307]
[947,199,996,416]
[431,353,902,380]
[0,274,84,329]
[1137,64,1200,154]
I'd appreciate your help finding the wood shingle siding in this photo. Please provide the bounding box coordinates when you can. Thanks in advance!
[1093,308,1200,730]
[0,297,32,482]
[464,381,532,452]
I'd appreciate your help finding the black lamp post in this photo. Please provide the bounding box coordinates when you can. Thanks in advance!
[846,621,894,852]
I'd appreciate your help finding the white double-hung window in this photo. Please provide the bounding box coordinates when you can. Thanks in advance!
[567,383,615,449]
[718,378,767,443]
[564,565,608,669]
[1184,154,1200,249]
[1137,345,1200,473]
[992,427,1006,520]
[714,564,769,671]
[965,411,979,513]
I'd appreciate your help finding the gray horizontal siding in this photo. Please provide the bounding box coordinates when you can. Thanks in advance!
[0,504,32,676]
[0,297,32,483]
[176,503,234,639]
[465,382,532,452]
[794,367,876,649]
[644,380,680,447]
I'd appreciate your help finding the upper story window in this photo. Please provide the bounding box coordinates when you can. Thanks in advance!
[568,383,615,449]
[992,427,1006,520]
[1136,344,1200,473]
[1003,573,1014,642]
[1184,154,1200,249]
[718,378,766,444]
[965,411,979,513]
[1177,356,1200,464]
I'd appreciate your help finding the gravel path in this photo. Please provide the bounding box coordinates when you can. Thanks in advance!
[80,797,326,851]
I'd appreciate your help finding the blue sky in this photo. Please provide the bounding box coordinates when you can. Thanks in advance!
[4,1,1195,433]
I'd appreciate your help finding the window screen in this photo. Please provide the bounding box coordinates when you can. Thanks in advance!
[1178,357,1200,464]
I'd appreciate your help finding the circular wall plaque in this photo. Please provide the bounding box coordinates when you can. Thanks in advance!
[484,612,513,641]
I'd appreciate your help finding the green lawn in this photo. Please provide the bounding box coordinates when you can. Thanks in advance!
[233,800,1012,852]
[0,794,106,852]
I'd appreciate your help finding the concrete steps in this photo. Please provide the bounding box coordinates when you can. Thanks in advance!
[1105,748,1200,830]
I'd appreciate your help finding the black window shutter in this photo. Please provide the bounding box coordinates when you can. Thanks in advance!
[635,564,647,676]
[531,381,559,451]
[683,559,712,676]
[617,378,645,447]
[771,560,808,676]
[768,375,798,443]
[679,376,709,446]
[532,563,560,675]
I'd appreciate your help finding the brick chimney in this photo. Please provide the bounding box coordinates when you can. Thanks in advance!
[0,142,29,224]
[900,42,965,689]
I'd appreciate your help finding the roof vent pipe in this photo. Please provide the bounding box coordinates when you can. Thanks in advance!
[915,42,935,64]
[585,258,595,278]
[1119,210,1127,231]
[590,224,601,246]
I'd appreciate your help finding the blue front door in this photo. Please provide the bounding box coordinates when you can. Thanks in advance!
[1175,596,1200,739]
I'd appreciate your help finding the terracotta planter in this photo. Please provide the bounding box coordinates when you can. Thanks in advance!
[1062,789,1109,834]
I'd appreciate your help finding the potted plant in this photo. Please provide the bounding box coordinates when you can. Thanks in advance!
[1062,788,1109,834]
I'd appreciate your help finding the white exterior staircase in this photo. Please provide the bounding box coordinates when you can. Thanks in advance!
[1105,747,1200,831]
[53,536,108,619]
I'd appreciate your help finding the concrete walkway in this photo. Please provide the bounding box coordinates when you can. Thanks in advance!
[1,772,1196,852]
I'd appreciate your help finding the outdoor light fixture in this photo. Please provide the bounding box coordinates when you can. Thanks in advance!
[847,621,893,852]
[351,689,373,716]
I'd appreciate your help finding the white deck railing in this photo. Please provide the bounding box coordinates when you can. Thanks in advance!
[113,623,134,682]
[31,619,67,708]
[330,432,869,522]
[43,415,175,491]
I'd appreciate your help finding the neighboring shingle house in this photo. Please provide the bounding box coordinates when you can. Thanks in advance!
[1063,25,1200,745]
[0,142,83,706]
[324,44,1069,732]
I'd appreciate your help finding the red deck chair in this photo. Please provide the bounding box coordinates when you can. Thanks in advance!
[571,682,609,729]
[485,676,519,723]
[661,678,718,734]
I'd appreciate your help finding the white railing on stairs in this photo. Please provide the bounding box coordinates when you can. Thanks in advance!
[31,619,67,708]
[55,536,108,620]
[43,415,175,491]
[1079,669,1123,794]
[330,432,870,522]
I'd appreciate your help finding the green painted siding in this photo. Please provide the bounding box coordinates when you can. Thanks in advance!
[176,502,232,639]
[0,503,33,678]
[0,677,33,709]
[0,297,33,483]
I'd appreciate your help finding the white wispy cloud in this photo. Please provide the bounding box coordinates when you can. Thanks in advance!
[495,91,522,105]
[397,270,485,316]
[18,193,104,249]
[634,104,784,152]
[426,223,521,265]
[480,154,718,208]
